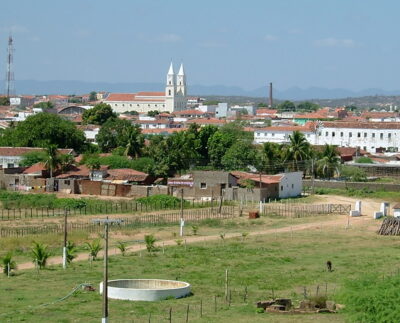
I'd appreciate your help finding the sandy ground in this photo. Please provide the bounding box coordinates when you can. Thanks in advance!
[17,214,370,270]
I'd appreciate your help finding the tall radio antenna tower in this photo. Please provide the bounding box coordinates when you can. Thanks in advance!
[5,35,15,98]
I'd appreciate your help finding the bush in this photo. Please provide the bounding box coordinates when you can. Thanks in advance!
[136,195,188,208]
[338,274,400,322]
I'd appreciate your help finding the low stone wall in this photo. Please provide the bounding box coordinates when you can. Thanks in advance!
[303,180,400,192]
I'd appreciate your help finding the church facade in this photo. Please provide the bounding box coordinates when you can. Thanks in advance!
[104,63,187,113]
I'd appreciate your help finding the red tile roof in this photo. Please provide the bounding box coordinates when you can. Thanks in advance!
[360,112,399,119]
[173,109,206,115]
[105,93,136,101]
[256,125,314,132]
[136,92,165,97]
[256,109,278,115]
[0,147,74,157]
[186,118,226,125]
[141,128,187,134]
[23,162,46,175]
[230,171,282,184]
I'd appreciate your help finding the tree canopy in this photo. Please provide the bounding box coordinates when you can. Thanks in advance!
[276,100,296,111]
[33,101,54,109]
[82,103,116,125]
[0,113,86,152]
[0,97,10,106]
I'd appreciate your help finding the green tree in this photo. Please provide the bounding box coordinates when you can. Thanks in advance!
[147,110,160,117]
[33,101,54,109]
[31,242,51,269]
[85,240,102,260]
[221,140,257,170]
[0,113,86,152]
[296,101,320,112]
[89,91,97,101]
[0,97,10,106]
[44,144,60,178]
[277,100,296,111]
[197,125,218,165]
[66,241,78,264]
[96,119,143,154]
[340,165,367,182]
[59,154,75,172]
[258,142,284,174]
[116,241,127,256]
[144,235,156,253]
[316,144,340,179]
[1,252,16,275]
[20,150,47,167]
[82,103,116,125]
[284,131,310,171]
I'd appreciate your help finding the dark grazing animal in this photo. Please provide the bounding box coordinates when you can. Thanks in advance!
[326,260,333,272]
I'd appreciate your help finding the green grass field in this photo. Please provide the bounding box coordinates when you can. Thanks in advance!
[1,215,400,322]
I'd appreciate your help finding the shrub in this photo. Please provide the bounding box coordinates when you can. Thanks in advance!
[85,240,102,260]
[1,252,16,275]
[191,225,199,235]
[31,242,51,269]
[136,195,188,208]
[116,241,127,256]
[66,241,78,264]
[144,235,156,253]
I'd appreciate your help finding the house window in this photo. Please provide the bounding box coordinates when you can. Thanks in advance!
[357,132,361,138]
[363,146,367,151]
[332,132,335,137]
[364,133,367,138]
[380,133,383,139]
[388,133,392,139]
[281,185,283,191]
[349,132,352,137]
[291,184,294,189]
[372,133,375,138]
[169,90,171,95]
[200,183,207,189]
[272,133,275,137]
[340,132,343,137]
[64,180,70,185]
[325,131,328,136]
[7,163,14,168]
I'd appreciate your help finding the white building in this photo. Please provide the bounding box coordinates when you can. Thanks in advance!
[317,122,400,153]
[104,63,187,114]
[278,171,303,198]
[254,125,316,145]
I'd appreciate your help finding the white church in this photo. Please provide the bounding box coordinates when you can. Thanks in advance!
[104,62,187,113]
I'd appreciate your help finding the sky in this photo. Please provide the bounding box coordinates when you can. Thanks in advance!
[1,0,400,91]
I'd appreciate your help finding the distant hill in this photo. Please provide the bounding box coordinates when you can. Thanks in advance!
[12,79,400,102]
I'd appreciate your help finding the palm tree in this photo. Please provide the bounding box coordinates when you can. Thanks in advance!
[284,131,311,171]
[31,242,51,269]
[85,158,101,180]
[259,142,283,174]
[317,144,340,179]
[116,241,127,256]
[44,145,60,178]
[66,241,78,264]
[85,240,102,260]
[124,126,144,158]
[1,251,17,275]
[144,235,156,253]
[59,154,74,173]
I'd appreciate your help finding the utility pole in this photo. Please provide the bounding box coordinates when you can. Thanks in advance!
[62,208,68,269]
[92,217,123,323]
[259,172,263,213]
[311,159,315,195]
[5,35,15,98]
[180,189,184,237]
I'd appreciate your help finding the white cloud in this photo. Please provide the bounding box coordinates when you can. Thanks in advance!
[0,25,29,34]
[264,34,278,41]
[314,38,356,48]
[198,41,226,48]
[157,33,182,43]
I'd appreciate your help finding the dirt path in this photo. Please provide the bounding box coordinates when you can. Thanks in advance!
[315,195,381,217]
[17,214,371,270]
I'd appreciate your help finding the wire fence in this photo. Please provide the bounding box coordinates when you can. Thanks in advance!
[0,199,229,221]
[0,206,236,237]
[261,203,351,218]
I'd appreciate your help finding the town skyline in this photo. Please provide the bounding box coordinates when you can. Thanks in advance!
[1,0,400,93]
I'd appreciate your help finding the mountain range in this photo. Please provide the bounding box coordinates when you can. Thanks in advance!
[11,80,400,101]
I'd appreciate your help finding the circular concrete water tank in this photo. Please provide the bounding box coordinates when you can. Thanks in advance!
[99,279,191,301]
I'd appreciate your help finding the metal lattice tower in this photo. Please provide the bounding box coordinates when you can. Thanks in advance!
[5,35,15,97]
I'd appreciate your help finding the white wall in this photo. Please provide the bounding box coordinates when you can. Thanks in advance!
[278,172,303,198]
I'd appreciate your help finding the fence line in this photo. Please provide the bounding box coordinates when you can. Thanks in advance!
[0,206,236,237]
[0,199,229,221]
[261,203,351,218]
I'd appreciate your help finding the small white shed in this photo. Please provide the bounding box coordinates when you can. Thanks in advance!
[393,204,400,218]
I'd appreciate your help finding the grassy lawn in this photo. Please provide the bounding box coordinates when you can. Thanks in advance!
[315,187,400,201]
[1,216,399,322]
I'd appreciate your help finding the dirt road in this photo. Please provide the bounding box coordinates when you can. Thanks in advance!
[18,214,371,270]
